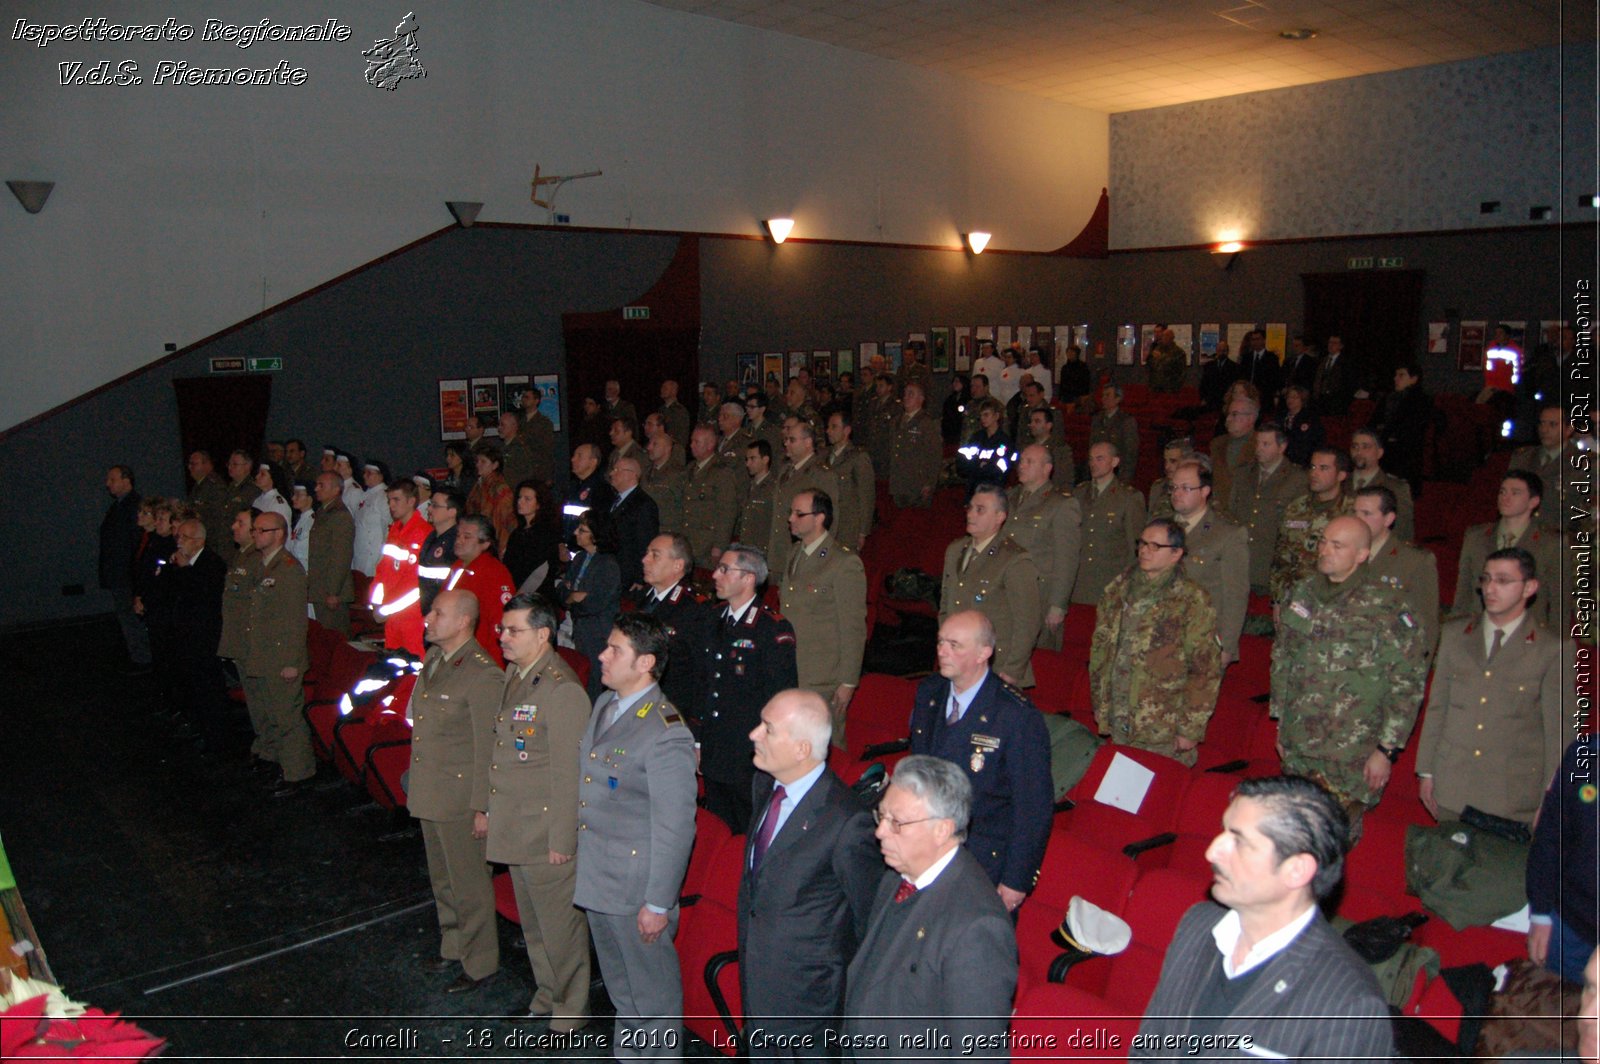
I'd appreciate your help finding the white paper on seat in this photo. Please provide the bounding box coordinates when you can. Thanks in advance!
[1490,904,1531,933]
[1093,752,1154,814]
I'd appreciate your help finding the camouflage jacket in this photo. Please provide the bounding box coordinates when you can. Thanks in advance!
[1268,490,1353,602]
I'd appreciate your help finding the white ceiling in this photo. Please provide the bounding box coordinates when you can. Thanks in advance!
[642,0,1576,112]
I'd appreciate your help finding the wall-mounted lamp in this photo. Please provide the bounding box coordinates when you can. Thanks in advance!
[1211,241,1243,270]
[1581,195,1599,209]
[762,218,795,244]
[7,180,54,214]
[963,231,991,255]
[446,201,482,227]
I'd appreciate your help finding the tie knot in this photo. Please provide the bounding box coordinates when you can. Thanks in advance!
[893,878,919,904]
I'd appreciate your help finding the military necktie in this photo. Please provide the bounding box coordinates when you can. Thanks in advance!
[960,544,976,572]
[946,693,961,725]
[1488,627,1505,661]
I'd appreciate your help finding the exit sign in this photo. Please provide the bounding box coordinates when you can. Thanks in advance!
[1378,256,1405,268]
[1347,256,1374,270]
[247,357,283,371]
[623,306,650,320]
[209,357,245,373]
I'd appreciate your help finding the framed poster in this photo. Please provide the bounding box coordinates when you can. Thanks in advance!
[438,378,470,440]
[1226,323,1254,356]
[975,325,995,345]
[1427,322,1451,355]
[1540,320,1568,349]
[737,353,760,391]
[931,327,951,373]
[836,348,854,375]
[1116,325,1137,366]
[1016,325,1033,353]
[1198,324,1221,362]
[813,351,833,378]
[502,373,531,413]
[1170,324,1194,363]
[858,341,879,368]
[534,373,562,431]
[1034,325,1053,354]
[1458,321,1487,372]
[954,326,972,372]
[787,351,807,380]
[884,341,903,371]
[1264,323,1288,362]
[471,376,502,434]
[996,325,1013,349]
[763,353,785,391]
[1138,324,1158,363]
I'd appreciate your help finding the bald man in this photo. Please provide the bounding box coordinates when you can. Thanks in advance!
[243,510,315,795]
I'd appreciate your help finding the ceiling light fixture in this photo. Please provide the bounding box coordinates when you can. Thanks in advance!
[763,218,795,244]
[7,180,54,214]
[1211,241,1244,270]
[1278,28,1318,40]
[964,231,992,255]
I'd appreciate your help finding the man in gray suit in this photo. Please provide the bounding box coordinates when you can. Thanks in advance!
[1134,776,1393,1061]
[843,756,1016,1057]
[574,613,698,1059]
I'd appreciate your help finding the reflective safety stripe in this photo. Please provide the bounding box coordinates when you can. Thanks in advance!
[375,588,420,617]
[417,565,452,580]
[369,581,386,606]
[381,543,409,560]
[562,504,591,517]
[445,569,464,590]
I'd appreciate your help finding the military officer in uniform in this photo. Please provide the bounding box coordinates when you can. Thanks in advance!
[735,439,776,556]
[218,507,264,766]
[1146,439,1195,521]
[575,614,698,1058]
[766,420,839,578]
[641,433,687,538]
[1168,460,1250,664]
[1089,519,1223,765]
[633,533,713,714]
[1417,548,1572,826]
[1272,516,1428,838]
[714,401,756,474]
[1007,444,1081,651]
[407,590,505,994]
[1354,486,1440,656]
[1090,384,1140,483]
[888,382,941,509]
[1509,404,1584,532]
[700,544,799,830]
[908,611,1053,912]
[822,409,876,549]
[220,449,259,550]
[187,450,232,557]
[1269,447,1353,603]
[744,392,785,455]
[243,511,315,795]
[1233,423,1307,593]
[1023,405,1075,490]
[1349,429,1416,543]
[1448,470,1564,630]
[657,379,692,451]
[780,490,868,746]
[1071,441,1146,606]
[306,472,355,634]
[865,373,902,476]
[1208,400,1259,512]
[939,484,1042,687]
[683,425,740,569]
[487,593,593,1027]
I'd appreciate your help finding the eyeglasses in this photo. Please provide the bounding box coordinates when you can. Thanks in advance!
[494,624,536,635]
[872,810,939,834]
[788,510,818,518]
[250,526,278,535]
[1135,539,1179,551]
[713,564,755,576]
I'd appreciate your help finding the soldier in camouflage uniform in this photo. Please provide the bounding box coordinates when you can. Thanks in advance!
[1272,516,1428,839]
[1353,485,1439,658]
[1269,447,1354,602]
[1089,518,1222,766]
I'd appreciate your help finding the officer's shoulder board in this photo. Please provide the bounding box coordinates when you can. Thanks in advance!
[654,701,685,728]
[467,646,496,669]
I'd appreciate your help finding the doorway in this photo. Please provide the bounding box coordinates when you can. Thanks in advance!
[1301,269,1426,394]
[173,375,272,483]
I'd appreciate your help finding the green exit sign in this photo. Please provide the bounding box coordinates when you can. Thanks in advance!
[1347,256,1374,270]
[1378,256,1405,268]
[623,306,650,320]
[247,357,283,371]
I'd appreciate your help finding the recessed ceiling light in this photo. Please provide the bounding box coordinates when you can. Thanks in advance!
[1279,28,1319,40]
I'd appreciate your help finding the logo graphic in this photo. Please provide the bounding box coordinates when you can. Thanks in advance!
[363,12,425,90]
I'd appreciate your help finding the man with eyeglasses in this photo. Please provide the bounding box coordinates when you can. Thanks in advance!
[241,510,315,797]
[1089,519,1222,766]
[843,755,1017,1053]
[768,419,838,578]
[1353,485,1438,657]
[1510,403,1584,533]
[163,517,227,750]
[487,592,594,1027]
[409,589,504,996]
[1167,460,1249,665]
[607,455,660,592]
[1416,548,1571,827]
[780,490,866,747]
[744,391,784,456]
[1272,516,1427,840]
[700,544,798,830]
[1269,446,1353,604]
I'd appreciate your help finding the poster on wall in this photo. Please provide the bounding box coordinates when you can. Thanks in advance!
[1427,322,1451,355]
[858,341,879,370]
[884,341,904,371]
[787,351,807,380]
[813,351,834,379]
[764,353,786,390]
[534,373,562,431]
[1053,327,1073,364]
[1169,324,1194,363]
[996,325,1013,350]
[954,326,972,372]
[502,374,531,413]
[1071,325,1089,359]
[836,349,854,375]
[1116,325,1137,366]
[975,325,995,345]
[930,327,951,373]
[1198,324,1221,362]
[1016,326,1033,353]
[438,378,470,440]
[737,353,760,391]
[1458,321,1487,372]
[1138,324,1158,364]
[471,377,502,434]
[1226,323,1254,357]
[1540,320,1568,349]
[1035,326,1053,359]
[1264,324,1288,362]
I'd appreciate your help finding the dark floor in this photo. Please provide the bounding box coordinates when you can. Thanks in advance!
[1,613,935,1060]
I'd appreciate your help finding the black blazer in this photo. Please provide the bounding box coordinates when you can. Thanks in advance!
[736,769,881,1031]
[610,488,660,589]
[165,548,226,660]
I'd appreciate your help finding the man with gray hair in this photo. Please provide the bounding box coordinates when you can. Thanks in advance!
[633,533,712,713]
[606,453,659,590]
[844,755,1017,1054]
[738,690,880,1057]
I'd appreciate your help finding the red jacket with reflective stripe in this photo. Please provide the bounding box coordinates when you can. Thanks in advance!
[371,510,431,653]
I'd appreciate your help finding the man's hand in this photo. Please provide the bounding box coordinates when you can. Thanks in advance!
[637,907,668,944]
[548,850,572,865]
[831,685,855,718]
[1363,749,1392,791]
[1418,777,1439,820]
[1220,650,1237,668]
[1527,922,1552,965]
[280,666,300,682]
[1174,736,1197,754]
[133,597,146,616]
[325,594,341,609]
[471,812,488,839]
[1044,607,1066,632]
[997,885,1026,913]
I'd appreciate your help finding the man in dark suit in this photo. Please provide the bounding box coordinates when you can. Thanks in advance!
[738,690,880,1060]
[843,756,1016,1056]
[1311,334,1352,415]
[606,454,660,591]
[1283,334,1320,391]
[908,610,1053,914]
[1134,775,1393,1060]
[165,517,227,749]
[1237,329,1282,412]
[632,533,713,713]
[100,464,148,669]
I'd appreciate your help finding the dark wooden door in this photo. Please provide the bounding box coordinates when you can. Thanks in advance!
[561,325,700,443]
[173,375,272,485]
[1301,269,1426,393]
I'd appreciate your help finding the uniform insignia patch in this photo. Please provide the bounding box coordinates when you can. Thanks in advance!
[1399,612,1416,628]
[512,706,535,722]
[1290,602,1312,619]
[636,701,654,719]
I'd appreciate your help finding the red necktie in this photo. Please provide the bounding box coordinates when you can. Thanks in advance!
[893,878,918,904]
[749,785,786,870]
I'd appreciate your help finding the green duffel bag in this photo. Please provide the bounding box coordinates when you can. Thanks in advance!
[1403,820,1529,930]
[1040,713,1103,800]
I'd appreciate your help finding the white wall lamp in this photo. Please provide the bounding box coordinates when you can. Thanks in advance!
[762,218,795,244]
[1211,241,1244,270]
[7,181,54,214]
[963,231,992,255]
[446,201,483,227]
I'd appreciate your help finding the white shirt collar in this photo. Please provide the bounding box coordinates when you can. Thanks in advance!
[724,596,756,625]
[911,844,962,891]
[1211,903,1318,979]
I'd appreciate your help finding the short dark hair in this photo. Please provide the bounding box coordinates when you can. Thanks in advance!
[1146,517,1185,553]
[1397,361,1422,380]
[1487,546,1537,582]
[1503,469,1544,502]
[1172,459,1212,492]
[458,514,496,553]
[747,392,768,412]
[474,412,496,429]
[1311,447,1352,475]
[613,613,669,678]
[1028,404,1056,426]
[830,406,854,429]
[109,463,135,485]
[746,438,772,462]
[1255,422,1288,446]
[1234,775,1350,900]
[432,488,466,517]
[803,489,834,531]
[503,592,558,637]
[610,415,637,437]
[1354,484,1397,516]
[476,445,503,470]
[579,509,621,555]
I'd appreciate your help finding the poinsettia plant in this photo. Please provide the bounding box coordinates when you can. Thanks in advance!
[1,982,165,1060]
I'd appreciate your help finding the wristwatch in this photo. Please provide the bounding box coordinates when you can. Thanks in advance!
[1378,745,1402,764]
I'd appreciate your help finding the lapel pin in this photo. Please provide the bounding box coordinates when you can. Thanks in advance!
[1273,979,1288,993]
